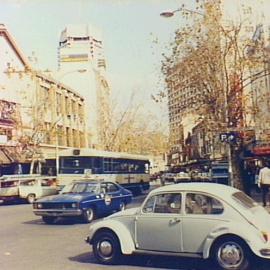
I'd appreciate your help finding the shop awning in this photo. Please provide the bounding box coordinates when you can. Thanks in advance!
[0,149,12,164]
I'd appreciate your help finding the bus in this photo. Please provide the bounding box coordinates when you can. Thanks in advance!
[57,148,151,194]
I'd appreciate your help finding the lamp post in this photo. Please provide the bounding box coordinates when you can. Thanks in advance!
[54,69,87,175]
[160,6,234,186]
[160,8,204,18]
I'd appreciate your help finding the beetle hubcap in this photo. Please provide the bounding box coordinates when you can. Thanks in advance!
[217,242,243,268]
[98,240,113,257]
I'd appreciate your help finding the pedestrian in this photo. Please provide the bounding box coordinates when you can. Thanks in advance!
[257,161,270,207]
[243,165,253,196]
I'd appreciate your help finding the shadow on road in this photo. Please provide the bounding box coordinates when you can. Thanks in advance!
[23,217,86,226]
[69,252,270,270]
[69,252,212,269]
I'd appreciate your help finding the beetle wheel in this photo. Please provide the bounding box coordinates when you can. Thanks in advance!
[212,237,250,270]
[93,231,121,265]
[82,207,95,223]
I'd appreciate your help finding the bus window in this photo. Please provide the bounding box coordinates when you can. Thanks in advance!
[59,157,93,174]
[92,157,102,173]
[104,158,112,173]
[145,162,150,173]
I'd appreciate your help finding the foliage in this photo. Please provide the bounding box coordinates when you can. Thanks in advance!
[103,92,168,156]
[161,0,270,189]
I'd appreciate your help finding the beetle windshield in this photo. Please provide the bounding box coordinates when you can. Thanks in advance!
[61,182,99,194]
[232,191,258,209]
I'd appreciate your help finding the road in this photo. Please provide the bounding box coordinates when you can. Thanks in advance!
[0,191,270,270]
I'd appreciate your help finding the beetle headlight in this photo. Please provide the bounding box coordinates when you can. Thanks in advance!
[71,202,78,208]
[37,203,43,209]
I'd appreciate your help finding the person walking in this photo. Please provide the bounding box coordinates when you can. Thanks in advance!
[258,161,270,207]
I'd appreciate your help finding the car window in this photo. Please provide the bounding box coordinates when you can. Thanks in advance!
[84,183,99,193]
[20,179,36,186]
[62,183,98,193]
[143,193,181,214]
[106,183,119,193]
[41,179,53,187]
[185,193,224,215]
[1,180,19,188]
[232,191,258,209]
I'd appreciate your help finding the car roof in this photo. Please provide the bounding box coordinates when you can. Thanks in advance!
[150,182,239,199]
[72,179,100,184]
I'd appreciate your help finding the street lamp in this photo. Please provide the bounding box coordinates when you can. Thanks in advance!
[160,7,204,18]
[54,69,87,175]
[57,69,87,81]
[160,6,234,186]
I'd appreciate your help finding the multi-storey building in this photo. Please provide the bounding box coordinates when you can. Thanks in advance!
[166,0,270,170]
[57,24,111,149]
[0,24,87,174]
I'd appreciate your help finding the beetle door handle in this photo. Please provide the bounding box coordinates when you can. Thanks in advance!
[169,217,181,225]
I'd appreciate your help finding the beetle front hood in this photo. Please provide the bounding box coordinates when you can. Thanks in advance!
[108,207,140,218]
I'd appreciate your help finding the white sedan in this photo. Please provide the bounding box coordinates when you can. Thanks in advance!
[85,183,270,270]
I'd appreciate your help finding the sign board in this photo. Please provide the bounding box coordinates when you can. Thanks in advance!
[253,147,270,155]
[84,169,92,177]
[219,132,237,143]
[0,135,8,144]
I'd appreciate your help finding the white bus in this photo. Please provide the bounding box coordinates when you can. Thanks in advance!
[57,148,151,194]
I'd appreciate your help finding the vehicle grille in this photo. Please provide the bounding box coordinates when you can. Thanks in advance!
[41,203,75,209]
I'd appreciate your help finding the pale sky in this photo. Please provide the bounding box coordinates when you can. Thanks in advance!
[0,0,189,128]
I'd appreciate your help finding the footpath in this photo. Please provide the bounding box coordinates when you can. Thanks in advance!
[250,188,270,211]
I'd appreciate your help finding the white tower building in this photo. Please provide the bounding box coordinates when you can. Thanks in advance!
[57,24,110,148]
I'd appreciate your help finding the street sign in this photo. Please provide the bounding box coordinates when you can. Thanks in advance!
[220,132,237,143]
[220,133,228,142]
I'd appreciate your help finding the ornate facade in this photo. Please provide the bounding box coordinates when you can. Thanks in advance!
[0,24,87,174]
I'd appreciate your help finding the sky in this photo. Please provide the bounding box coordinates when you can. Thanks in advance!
[0,0,188,129]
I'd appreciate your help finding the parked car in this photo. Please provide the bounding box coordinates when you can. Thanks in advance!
[33,179,132,224]
[0,175,58,204]
[85,182,270,270]
[211,162,229,185]
[161,172,176,183]
[174,172,191,183]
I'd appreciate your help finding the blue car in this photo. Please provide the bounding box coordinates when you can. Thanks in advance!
[33,180,133,224]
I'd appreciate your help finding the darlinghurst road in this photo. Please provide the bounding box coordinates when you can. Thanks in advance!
[1,192,270,270]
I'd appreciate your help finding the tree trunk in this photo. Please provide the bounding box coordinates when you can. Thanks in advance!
[231,146,244,191]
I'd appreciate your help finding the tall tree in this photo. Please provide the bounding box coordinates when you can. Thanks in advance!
[161,0,269,189]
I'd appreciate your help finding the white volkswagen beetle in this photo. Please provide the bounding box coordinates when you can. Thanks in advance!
[85,183,270,270]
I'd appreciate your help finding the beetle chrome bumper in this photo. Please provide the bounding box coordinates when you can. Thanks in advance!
[33,209,82,217]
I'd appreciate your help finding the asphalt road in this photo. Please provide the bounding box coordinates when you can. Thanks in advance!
[1,191,270,270]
